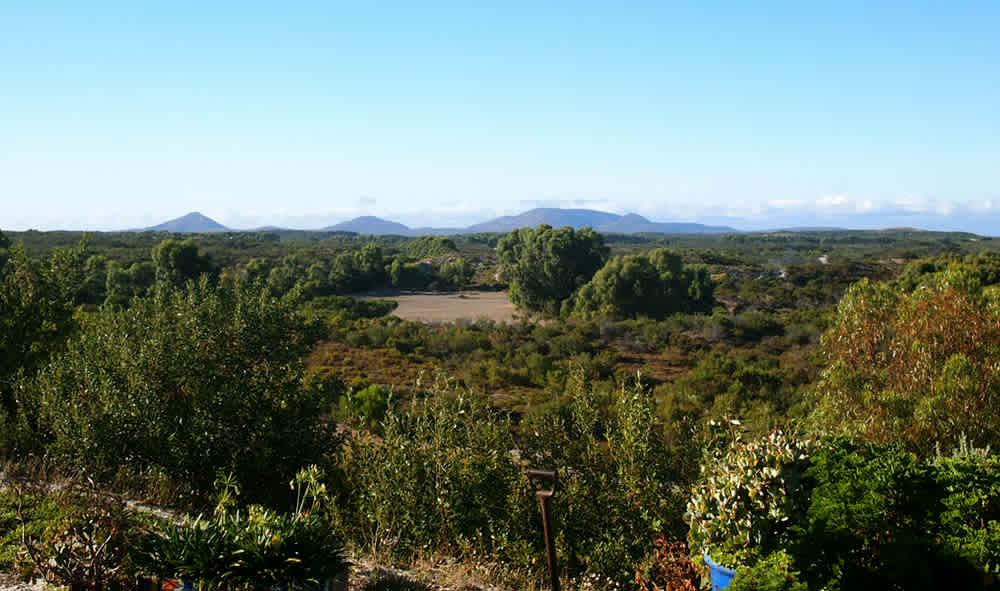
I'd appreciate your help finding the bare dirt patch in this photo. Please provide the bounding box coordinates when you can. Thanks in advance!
[386,291,517,324]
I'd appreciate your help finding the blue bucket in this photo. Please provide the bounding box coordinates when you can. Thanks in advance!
[704,554,737,590]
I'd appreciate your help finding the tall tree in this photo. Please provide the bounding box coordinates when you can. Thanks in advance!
[497,225,609,315]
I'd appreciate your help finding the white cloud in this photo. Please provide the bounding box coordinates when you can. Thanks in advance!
[768,199,807,209]
[816,194,850,209]
[935,201,958,216]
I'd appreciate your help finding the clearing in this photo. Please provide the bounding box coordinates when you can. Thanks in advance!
[382,291,517,323]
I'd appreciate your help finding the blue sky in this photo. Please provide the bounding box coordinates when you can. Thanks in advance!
[2,1,999,232]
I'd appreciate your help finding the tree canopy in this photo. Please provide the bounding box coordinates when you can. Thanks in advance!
[497,225,609,315]
[571,248,714,320]
[152,238,217,287]
[809,269,1000,455]
[0,240,86,422]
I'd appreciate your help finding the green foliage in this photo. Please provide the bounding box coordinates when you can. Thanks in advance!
[727,550,806,591]
[0,240,87,429]
[151,239,217,288]
[896,252,1000,292]
[0,486,82,570]
[658,352,809,438]
[21,277,340,505]
[572,249,714,320]
[433,256,475,291]
[686,428,815,567]
[337,376,529,562]
[340,384,392,425]
[404,236,458,259]
[518,373,698,587]
[498,225,609,315]
[810,276,1000,455]
[789,440,997,590]
[139,467,348,587]
[338,371,698,588]
[691,437,1000,591]
[301,295,398,324]
[104,260,156,307]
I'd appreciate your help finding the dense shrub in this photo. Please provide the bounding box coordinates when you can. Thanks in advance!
[689,435,1000,591]
[335,375,531,562]
[572,249,714,320]
[685,428,815,568]
[20,277,340,505]
[337,371,698,589]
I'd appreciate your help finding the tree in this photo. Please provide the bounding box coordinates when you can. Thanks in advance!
[104,260,156,307]
[809,271,1000,455]
[571,248,715,320]
[434,257,474,291]
[497,225,609,315]
[0,241,86,423]
[151,238,216,287]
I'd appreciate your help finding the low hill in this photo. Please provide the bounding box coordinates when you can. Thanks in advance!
[596,213,736,234]
[465,208,621,233]
[325,216,412,235]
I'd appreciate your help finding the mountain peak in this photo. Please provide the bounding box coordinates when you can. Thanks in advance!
[146,212,229,233]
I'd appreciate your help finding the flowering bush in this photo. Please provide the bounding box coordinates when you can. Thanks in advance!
[685,427,815,567]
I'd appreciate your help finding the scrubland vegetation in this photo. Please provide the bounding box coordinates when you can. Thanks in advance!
[2,225,1000,590]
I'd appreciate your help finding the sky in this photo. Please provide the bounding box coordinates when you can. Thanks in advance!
[2,1,999,233]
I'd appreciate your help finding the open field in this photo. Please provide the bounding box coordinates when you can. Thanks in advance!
[384,291,517,323]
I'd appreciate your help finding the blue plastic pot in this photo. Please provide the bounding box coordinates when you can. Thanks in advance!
[704,554,737,590]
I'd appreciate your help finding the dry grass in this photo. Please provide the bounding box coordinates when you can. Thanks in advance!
[384,292,517,324]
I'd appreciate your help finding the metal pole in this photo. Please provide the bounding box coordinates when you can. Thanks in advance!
[537,489,559,591]
[528,469,559,591]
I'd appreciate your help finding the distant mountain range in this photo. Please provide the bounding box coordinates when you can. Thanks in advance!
[324,216,413,235]
[143,208,740,235]
[143,208,952,236]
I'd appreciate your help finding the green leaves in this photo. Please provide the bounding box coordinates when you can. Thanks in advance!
[23,277,340,505]
[139,468,348,587]
[572,248,714,321]
[811,274,1000,455]
[497,225,609,316]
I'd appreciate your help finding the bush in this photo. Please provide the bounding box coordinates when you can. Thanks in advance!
[634,537,700,591]
[22,277,340,505]
[16,486,146,591]
[685,427,815,567]
[340,384,392,425]
[138,467,348,588]
[689,436,1000,591]
[727,550,806,591]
